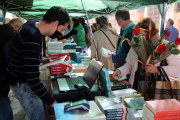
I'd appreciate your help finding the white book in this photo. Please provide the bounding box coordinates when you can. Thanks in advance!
[100,47,115,58]
[39,55,67,69]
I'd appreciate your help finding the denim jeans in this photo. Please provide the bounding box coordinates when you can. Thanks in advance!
[81,45,87,53]
[11,83,46,120]
[0,96,13,120]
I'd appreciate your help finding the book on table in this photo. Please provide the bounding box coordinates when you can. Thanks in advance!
[142,99,180,120]
[110,80,131,90]
[40,55,67,69]
[54,101,106,120]
[97,97,127,120]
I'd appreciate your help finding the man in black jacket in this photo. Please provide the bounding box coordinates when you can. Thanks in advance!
[0,18,23,119]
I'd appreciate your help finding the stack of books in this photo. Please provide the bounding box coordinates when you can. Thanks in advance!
[50,63,72,75]
[97,97,127,120]
[111,88,141,104]
[47,42,63,54]
[124,97,145,109]
[72,66,87,73]
[49,53,70,61]
[143,99,180,120]
[98,68,112,98]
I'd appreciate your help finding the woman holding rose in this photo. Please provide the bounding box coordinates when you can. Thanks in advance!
[113,18,180,90]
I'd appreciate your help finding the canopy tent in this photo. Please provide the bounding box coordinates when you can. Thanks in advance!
[0,0,180,20]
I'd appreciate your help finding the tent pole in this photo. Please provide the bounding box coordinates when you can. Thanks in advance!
[81,0,99,60]
[2,0,6,24]
[157,2,169,35]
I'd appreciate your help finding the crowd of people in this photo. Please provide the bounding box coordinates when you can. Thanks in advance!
[0,6,180,120]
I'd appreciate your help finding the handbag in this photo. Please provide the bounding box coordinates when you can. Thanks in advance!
[138,65,180,101]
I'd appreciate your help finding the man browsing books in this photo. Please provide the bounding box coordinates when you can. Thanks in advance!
[108,8,135,79]
[6,6,70,120]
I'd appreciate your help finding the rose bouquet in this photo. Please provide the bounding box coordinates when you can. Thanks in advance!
[124,24,180,65]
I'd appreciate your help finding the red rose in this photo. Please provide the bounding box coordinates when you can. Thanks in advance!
[157,45,167,53]
[175,37,180,45]
[146,34,152,40]
[165,30,171,38]
[132,28,140,35]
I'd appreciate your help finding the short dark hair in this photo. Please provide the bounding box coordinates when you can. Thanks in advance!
[72,18,80,28]
[168,18,174,25]
[79,17,85,24]
[43,6,70,26]
[115,8,130,21]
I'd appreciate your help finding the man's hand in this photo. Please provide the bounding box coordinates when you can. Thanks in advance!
[51,101,58,108]
[145,64,159,73]
[41,57,51,64]
[113,69,121,79]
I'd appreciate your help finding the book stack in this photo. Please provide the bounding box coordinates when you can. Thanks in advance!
[63,43,77,53]
[143,99,180,120]
[54,101,106,120]
[50,63,72,75]
[47,42,63,54]
[72,66,87,73]
[111,88,141,104]
[97,97,127,120]
[98,68,112,98]
[49,53,70,61]
[110,80,131,90]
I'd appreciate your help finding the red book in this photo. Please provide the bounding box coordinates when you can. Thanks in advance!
[51,63,72,67]
[51,67,68,70]
[145,99,180,117]
[49,53,69,56]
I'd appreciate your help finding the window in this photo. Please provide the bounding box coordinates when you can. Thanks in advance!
[175,2,180,12]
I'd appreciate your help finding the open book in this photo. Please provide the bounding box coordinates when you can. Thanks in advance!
[100,47,115,58]
[40,55,67,69]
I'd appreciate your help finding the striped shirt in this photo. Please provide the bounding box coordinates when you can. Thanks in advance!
[6,20,55,105]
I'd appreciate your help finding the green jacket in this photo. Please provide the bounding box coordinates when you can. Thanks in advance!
[73,24,86,46]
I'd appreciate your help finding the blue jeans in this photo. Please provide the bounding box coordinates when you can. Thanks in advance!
[0,96,13,120]
[11,83,46,120]
[81,45,87,53]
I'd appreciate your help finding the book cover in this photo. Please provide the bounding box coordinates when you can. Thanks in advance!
[124,97,145,108]
[97,97,127,116]
[40,55,67,69]
[111,88,138,98]
[127,107,143,120]
[110,80,131,90]
[145,99,180,115]
[54,101,106,120]
[143,104,180,118]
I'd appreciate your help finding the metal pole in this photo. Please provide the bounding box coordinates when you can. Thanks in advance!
[81,0,99,60]
[2,1,5,24]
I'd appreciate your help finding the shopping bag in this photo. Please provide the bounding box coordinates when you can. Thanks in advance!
[153,67,180,101]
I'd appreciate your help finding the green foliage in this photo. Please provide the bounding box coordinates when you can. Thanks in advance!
[171,49,180,55]
[156,52,160,60]
[132,43,139,47]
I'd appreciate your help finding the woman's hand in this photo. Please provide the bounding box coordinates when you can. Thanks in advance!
[145,64,159,73]
[107,53,112,60]
[113,69,121,78]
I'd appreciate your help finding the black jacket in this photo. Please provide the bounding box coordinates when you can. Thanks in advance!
[0,24,14,97]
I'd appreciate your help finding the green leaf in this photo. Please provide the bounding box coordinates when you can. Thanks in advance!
[134,37,139,44]
[132,43,139,47]
[171,49,180,55]
[138,39,142,46]
[147,39,151,43]
[156,52,160,60]
[166,43,172,51]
